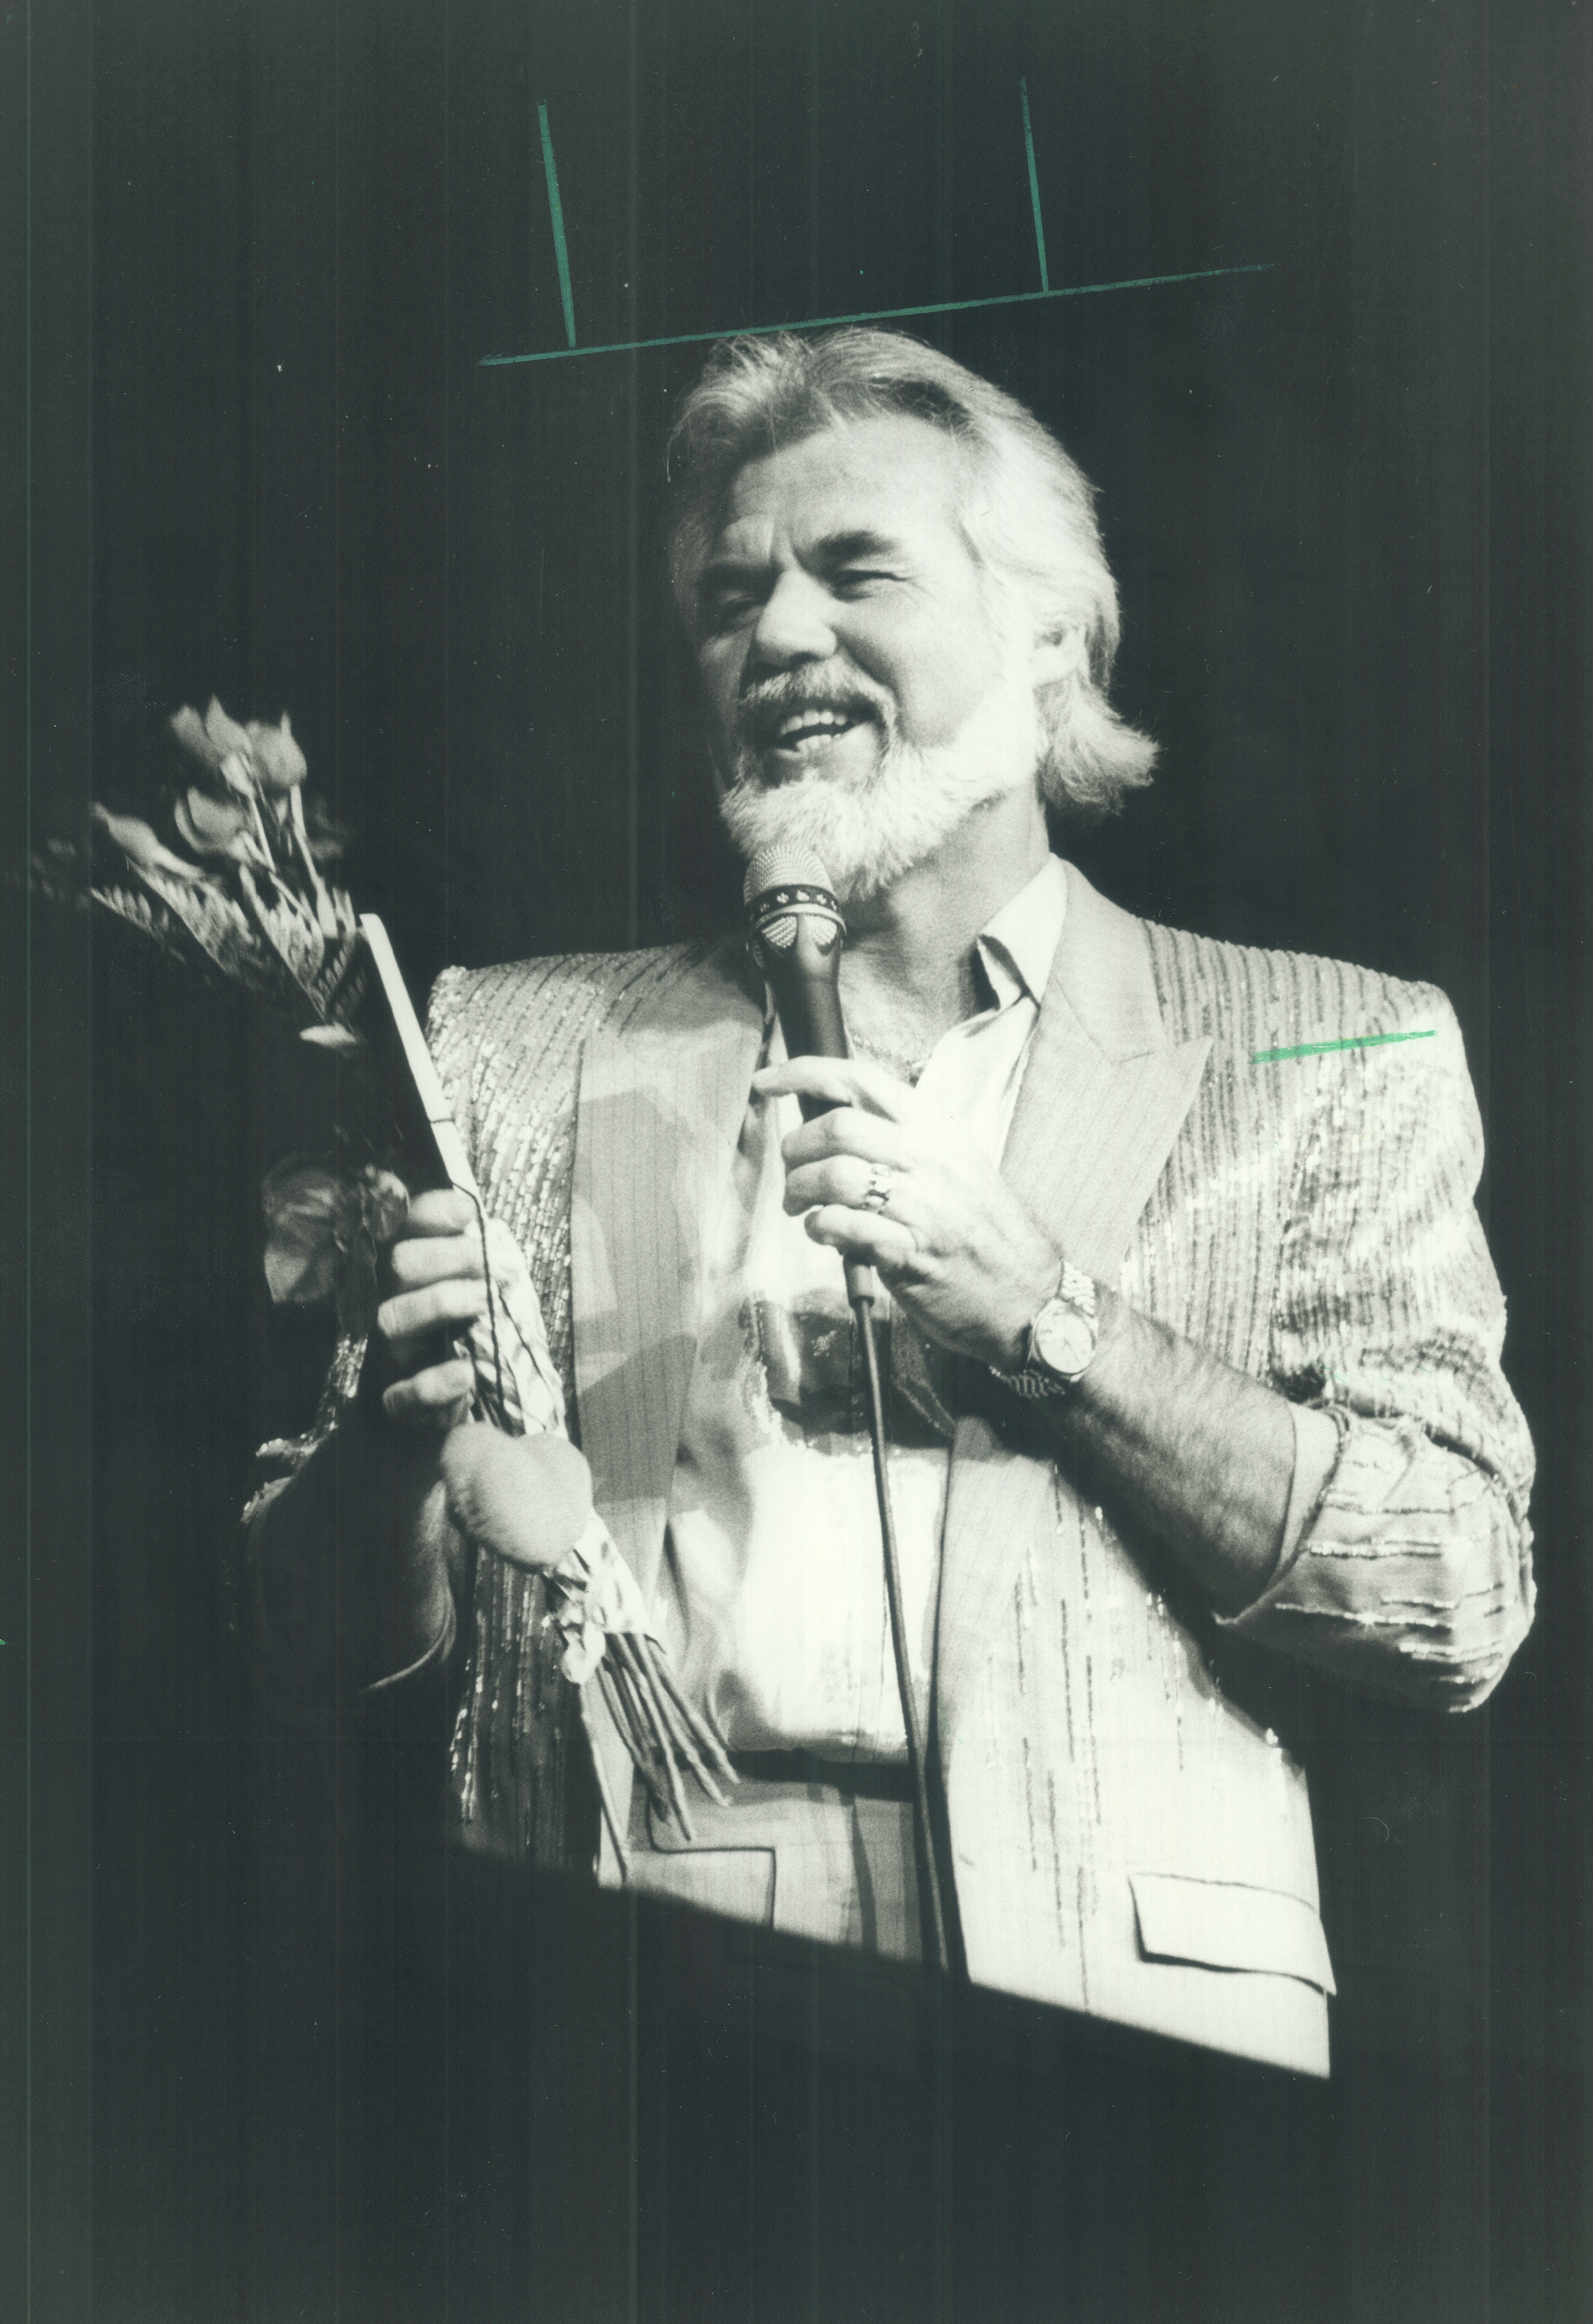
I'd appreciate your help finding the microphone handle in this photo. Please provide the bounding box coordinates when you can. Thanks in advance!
[765,963,879,1309]
[770,968,848,1108]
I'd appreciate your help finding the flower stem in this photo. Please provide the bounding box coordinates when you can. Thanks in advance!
[290,786,339,937]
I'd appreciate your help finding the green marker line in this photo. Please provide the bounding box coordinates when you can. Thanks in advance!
[1021,76,1049,293]
[538,100,577,349]
[1251,1030,1437,1064]
[480,261,1274,367]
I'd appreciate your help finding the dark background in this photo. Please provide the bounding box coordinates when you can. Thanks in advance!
[3,1,1589,2318]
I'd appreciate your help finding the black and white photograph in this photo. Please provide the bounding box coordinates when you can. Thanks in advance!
[4,4,1589,2319]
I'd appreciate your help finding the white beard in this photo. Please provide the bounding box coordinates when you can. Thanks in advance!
[718,671,1045,901]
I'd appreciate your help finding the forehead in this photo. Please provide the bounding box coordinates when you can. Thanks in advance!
[712,412,973,554]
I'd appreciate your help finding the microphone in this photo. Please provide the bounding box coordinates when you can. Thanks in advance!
[743,842,848,1115]
[742,842,877,1309]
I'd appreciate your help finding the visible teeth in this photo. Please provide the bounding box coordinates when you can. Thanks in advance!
[776,708,853,741]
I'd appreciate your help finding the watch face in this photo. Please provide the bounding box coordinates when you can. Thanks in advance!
[1032,1296,1097,1380]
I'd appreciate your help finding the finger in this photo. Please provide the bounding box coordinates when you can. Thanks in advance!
[783,1153,910,1219]
[752,1056,915,1121]
[388,1230,486,1290]
[780,1104,905,1172]
[803,1203,920,1275]
[377,1275,490,1354]
[403,1187,478,1238]
[383,1356,477,1428]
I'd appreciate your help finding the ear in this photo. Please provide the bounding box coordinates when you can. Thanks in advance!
[1028,627,1087,691]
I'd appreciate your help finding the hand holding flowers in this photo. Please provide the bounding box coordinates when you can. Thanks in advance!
[44,693,729,1861]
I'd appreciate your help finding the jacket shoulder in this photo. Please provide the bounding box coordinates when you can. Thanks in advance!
[1138,917,1456,1063]
[422,943,729,1163]
[427,943,717,1064]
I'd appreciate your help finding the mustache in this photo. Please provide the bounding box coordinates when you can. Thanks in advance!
[733,669,891,751]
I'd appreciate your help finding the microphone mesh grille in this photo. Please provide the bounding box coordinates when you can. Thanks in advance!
[742,842,834,906]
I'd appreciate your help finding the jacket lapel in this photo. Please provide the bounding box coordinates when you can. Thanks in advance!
[570,943,764,1607]
[933,866,1212,1740]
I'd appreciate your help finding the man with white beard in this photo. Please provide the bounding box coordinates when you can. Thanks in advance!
[247,329,1534,2074]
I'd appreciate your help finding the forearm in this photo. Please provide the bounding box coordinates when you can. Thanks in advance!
[1042,1285,1530,1707]
[1042,1286,1303,1615]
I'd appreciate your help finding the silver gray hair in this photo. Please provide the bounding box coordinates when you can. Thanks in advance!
[666,327,1157,821]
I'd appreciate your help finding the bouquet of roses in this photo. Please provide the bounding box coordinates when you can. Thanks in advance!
[48,697,730,1856]
[82,697,364,1036]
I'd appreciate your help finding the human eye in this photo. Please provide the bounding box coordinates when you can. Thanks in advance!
[701,577,760,633]
[833,564,896,596]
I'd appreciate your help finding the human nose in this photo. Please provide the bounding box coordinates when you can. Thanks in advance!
[746,568,837,671]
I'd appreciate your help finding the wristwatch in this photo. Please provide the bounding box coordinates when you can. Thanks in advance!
[1001,1261,1100,1399]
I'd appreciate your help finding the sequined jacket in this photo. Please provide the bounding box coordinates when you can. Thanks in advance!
[418,862,1533,2075]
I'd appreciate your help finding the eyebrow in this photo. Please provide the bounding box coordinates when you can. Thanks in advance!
[813,527,902,566]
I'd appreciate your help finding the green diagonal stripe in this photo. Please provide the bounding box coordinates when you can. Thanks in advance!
[538,101,577,349]
[1021,77,1049,294]
[1251,1030,1437,1064]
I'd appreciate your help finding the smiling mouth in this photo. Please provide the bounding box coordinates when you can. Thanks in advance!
[776,706,864,749]
[746,701,872,757]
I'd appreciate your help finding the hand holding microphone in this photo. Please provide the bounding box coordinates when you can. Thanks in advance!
[745,842,1063,1373]
[743,842,879,1311]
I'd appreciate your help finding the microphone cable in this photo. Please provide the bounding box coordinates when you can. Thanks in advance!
[853,1277,953,1976]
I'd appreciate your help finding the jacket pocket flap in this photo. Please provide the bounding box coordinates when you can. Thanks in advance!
[1130,1872,1336,1995]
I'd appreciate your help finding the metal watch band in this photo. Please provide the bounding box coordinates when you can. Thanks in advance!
[999,1261,1099,1400]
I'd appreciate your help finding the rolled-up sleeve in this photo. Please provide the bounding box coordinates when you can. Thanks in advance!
[1224,993,1535,1708]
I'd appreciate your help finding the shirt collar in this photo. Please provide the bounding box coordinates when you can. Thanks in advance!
[975,854,1068,1010]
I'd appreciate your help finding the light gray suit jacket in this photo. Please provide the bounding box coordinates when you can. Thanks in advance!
[428,866,1534,2076]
